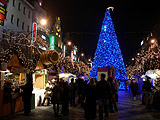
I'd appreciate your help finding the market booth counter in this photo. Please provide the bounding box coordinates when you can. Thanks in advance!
[0,55,30,117]
[142,69,160,110]
[31,50,59,107]
[32,67,46,107]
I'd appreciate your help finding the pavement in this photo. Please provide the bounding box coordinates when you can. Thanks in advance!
[0,91,160,120]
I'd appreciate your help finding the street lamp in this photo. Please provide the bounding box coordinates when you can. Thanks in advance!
[68,41,72,46]
[151,39,155,44]
[40,19,47,26]
[81,53,84,57]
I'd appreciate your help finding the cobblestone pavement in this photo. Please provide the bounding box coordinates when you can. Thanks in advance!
[0,91,160,120]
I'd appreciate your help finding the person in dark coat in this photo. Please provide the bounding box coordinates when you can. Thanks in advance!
[143,77,156,109]
[62,82,70,116]
[108,77,118,112]
[77,78,85,108]
[96,74,112,120]
[51,81,62,117]
[130,79,138,100]
[21,73,33,116]
[84,78,96,120]
[69,78,76,106]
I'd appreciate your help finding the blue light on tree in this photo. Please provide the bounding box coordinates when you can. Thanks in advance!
[89,9,128,82]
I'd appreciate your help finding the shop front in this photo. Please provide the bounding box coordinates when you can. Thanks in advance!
[142,69,160,110]
[0,55,30,117]
[32,50,59,107]
[32,67,47,107]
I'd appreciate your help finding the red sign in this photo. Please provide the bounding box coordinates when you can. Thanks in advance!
[0,0,8,26]
[32,22,37,43]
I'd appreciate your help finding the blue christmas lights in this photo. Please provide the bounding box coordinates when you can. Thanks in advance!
[89,10,128,81]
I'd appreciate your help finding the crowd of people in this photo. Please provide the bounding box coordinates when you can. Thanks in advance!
[39,74,119,120]
[128,77,159,110]
[20,72,160,119]
[20,73,119,120]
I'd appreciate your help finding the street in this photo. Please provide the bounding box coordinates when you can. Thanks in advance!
[0,91,160,120]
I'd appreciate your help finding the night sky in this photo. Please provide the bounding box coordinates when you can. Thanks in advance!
[43,0,160,64]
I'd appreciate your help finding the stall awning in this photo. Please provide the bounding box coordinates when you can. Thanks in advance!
[7,54,29,73]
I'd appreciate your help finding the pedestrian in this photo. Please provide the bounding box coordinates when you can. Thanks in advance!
[143,77,156,109]
[41,82,51,106]
[96,74,112,120]
[62,82,70,116]
[69,78,76,106]
[130,79,138,100]
[84,78,96,120]
[125,80,128,90]
[114,79,119,102]
[51,80,62,117]
[77,78,85,108]
[108,77,118,112]
[142,81,146,105]
[21,73,33,116]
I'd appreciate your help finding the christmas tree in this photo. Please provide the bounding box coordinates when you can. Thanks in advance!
[89,8,128,80]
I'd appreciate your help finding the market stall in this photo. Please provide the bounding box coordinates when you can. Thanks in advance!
[32,50,59,106]
[142,69,160,110]
[59,73,76,83]
[0,55,29,117]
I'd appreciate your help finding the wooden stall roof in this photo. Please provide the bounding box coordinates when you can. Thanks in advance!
[7,54,25,69]
[35,60,44,70]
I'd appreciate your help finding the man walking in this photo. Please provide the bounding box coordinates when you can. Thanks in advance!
[96,74,112,120]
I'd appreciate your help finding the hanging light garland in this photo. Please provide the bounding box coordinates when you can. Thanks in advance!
[126,40,160,78]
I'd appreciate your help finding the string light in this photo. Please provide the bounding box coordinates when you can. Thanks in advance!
[126,40,160,78]
[89,10,128,81]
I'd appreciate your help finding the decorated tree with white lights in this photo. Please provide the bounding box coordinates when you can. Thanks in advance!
[89,8,128,80]
[55,53,90,76]
[126,39,160,78]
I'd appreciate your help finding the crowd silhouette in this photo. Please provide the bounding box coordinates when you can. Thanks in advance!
[42,73,120,120]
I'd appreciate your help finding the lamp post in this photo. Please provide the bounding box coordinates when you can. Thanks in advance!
[81,53,84,57]
[40,19,47,26]
[68,41,72,46]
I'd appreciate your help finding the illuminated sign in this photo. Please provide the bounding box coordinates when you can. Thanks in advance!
[0,0,8,26]
[41,35,46,40]
[71,51,73,61]
[141,40,144,46]
[39,2,42,6]
[32,22,37,43]
[50,35,55,50]
[39,45,46,51]
[63,45,66,57]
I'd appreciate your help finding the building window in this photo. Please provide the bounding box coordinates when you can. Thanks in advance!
[23,7,25,14]
[17,18,19,27]
[13,0,15,7]
[27,25,29,32]
[22,22,24,30]
[18,2,21,11]
[11,15,14,24]
[28,11,30,19]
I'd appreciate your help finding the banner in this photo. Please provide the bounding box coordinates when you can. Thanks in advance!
[0,0,8,26]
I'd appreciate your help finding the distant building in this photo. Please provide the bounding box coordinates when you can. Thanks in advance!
[0,0,52,59]
[32,0,50,45]
[52,16,63,52]
[62,32,80,62]
[0,0,34,37]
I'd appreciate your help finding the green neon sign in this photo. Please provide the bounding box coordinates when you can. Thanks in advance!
[50,35,55,50]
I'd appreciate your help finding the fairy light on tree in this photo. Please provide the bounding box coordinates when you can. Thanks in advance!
[89,7,128,81]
